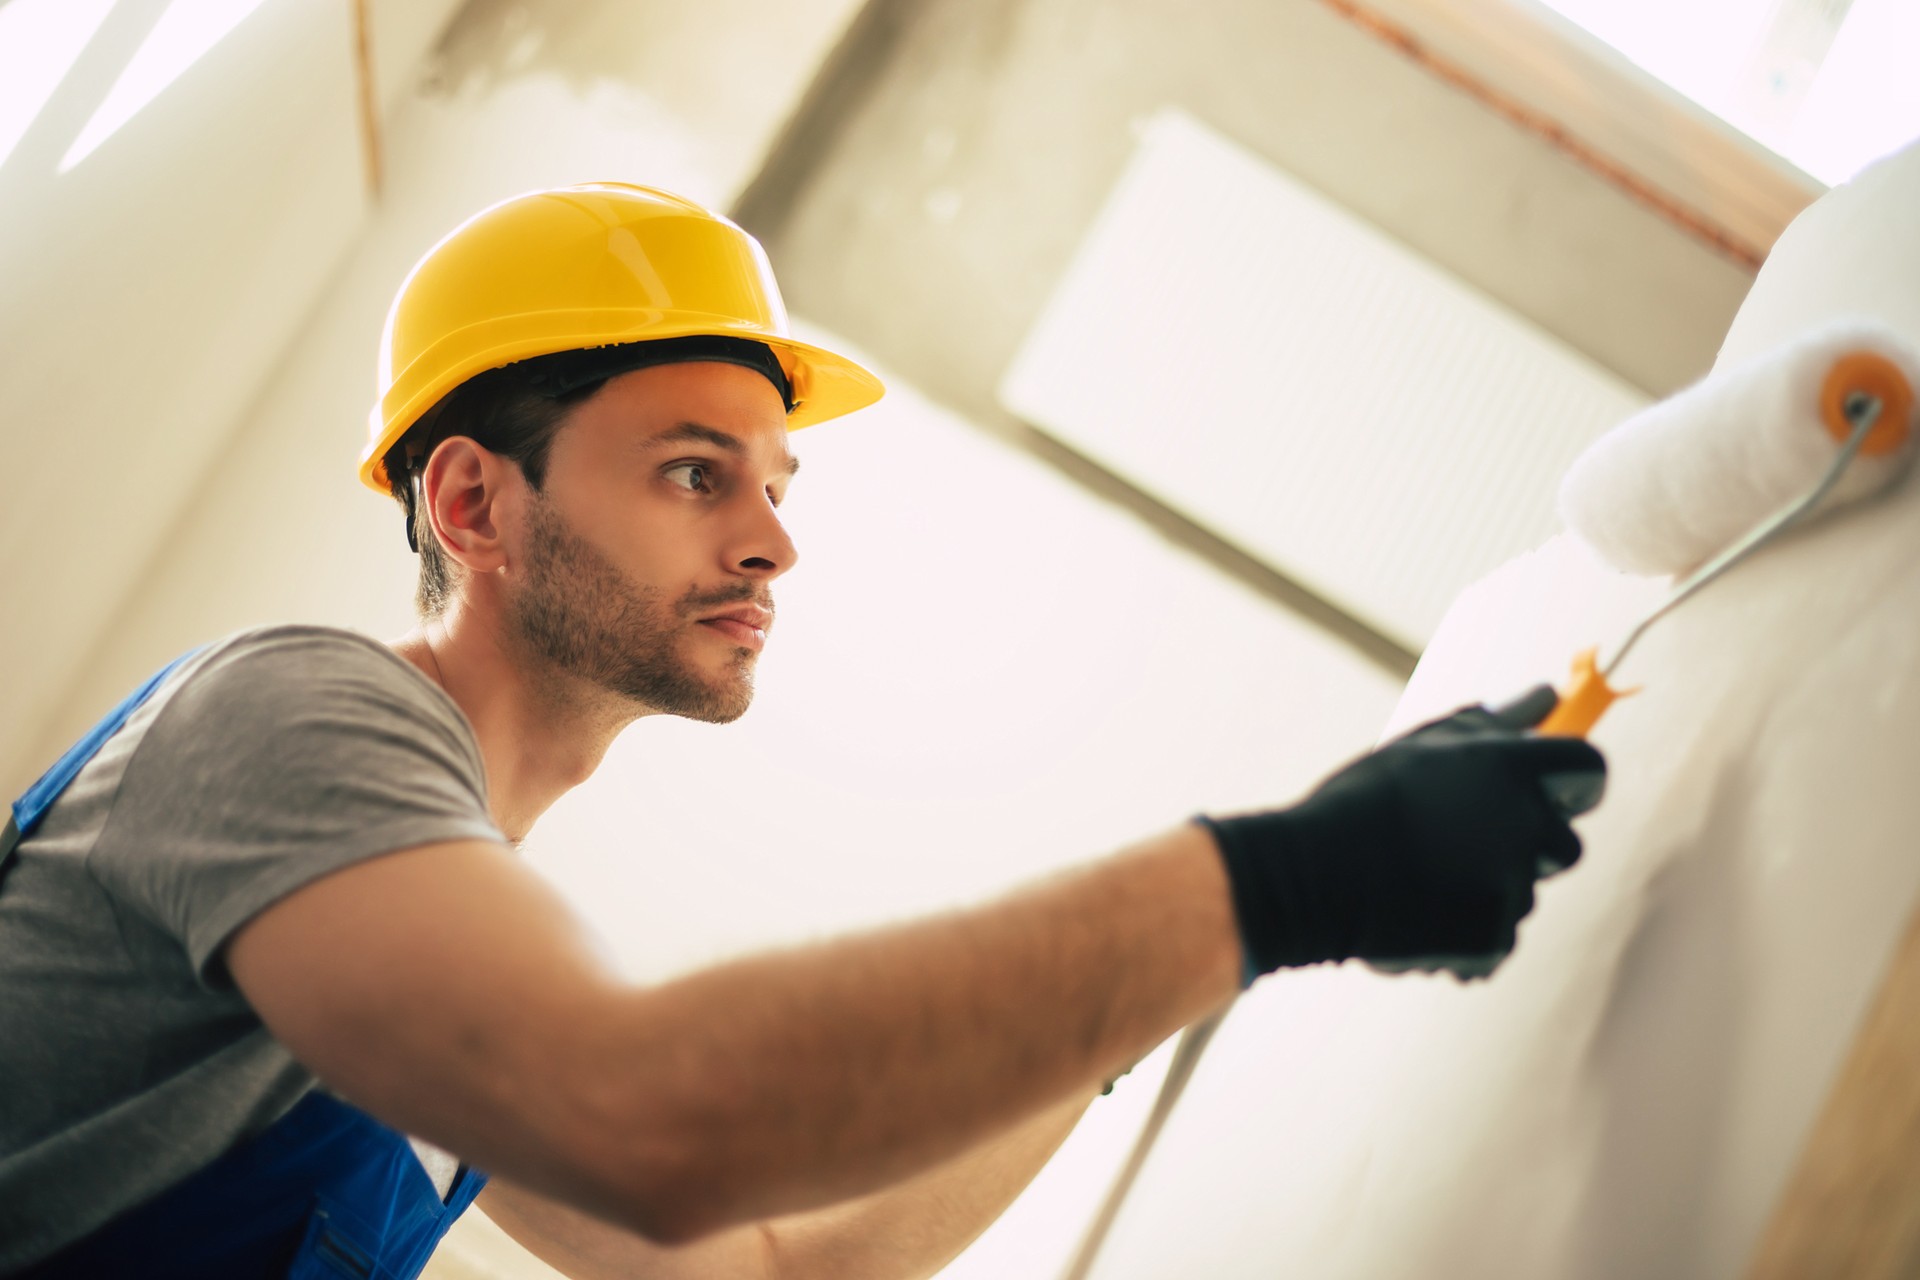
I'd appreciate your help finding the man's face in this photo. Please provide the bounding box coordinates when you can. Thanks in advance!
[506,360,799,723]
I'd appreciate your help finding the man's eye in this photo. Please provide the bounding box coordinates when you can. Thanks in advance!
[665,463,710,492]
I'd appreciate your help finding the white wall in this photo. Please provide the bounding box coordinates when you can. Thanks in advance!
[1,0,382,792]
[1080,141,1920,1280]
[0,0,479,793]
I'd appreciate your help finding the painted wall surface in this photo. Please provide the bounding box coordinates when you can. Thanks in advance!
[1087,140,1920,1280]
[1,0,373,793]
[0,0,471,795]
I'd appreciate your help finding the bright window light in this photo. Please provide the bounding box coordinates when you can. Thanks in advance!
[1535,0,1920,185]
[58,0,270,174]
[0,0,118,174]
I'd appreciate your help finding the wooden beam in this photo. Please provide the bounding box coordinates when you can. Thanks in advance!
[1319,0,1821,272]
[350,0,383,200]
[1746,896,1920,1277]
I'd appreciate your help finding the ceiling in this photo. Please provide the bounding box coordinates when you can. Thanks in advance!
[0,0,1788,783]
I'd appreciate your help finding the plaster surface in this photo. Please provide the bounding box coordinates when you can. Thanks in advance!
[1086,138,1920,1280]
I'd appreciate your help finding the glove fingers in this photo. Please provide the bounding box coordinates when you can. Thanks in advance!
[1534,817,1584,876]
[1404,684,1572,744]
[1445,953,1504,982]
[1488,683,1560,730]
[1367,952,1505,980]
[1495,736,1606,819]
[1510,777,1591,872]
[1540,768,1606,818]
[1215,697,1607,983]
[1402,706,1493,744]
[1511,873,1536,919]
[1500,734,1606,780]
[1458,883,1525,968]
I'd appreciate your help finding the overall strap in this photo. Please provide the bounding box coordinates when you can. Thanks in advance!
[1,650,201,872]
[21,1091,488,1279]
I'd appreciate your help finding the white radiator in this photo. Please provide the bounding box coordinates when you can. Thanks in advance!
[999,108,1648,651]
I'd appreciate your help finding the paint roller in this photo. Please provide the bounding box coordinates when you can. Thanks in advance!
[1056,322,1920,1280]
[1545,321,1918,738]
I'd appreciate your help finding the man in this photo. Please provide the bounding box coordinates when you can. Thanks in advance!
[0,183,1602,1278]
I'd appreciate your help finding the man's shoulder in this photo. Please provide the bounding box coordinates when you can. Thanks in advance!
[146,624,477,759]
[125,621,488,796]
[176,624,447,708]
[191,622,414,677]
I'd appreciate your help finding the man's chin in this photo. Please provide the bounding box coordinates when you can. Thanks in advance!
[679,693,752,725]
[660,666,755,725]
[604,640,758,723]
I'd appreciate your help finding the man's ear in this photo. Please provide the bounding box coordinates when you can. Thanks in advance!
[420,437,517,574]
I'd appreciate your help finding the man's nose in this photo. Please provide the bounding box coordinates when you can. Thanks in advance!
[731,494,798,579]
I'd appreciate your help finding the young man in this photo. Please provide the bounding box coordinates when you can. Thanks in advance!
[0,183,1603,1278]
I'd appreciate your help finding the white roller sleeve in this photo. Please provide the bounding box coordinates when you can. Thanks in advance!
[1559,322,1920,577]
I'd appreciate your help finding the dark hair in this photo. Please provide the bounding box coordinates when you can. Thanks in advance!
[385,359,599,620]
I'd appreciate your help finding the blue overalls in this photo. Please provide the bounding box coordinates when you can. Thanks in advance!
[2,656,487,1278]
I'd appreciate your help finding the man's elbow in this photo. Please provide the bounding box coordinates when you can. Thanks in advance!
[587,1170,764,1247]
[606,1143,785,1246]
[545,1062,770,1247]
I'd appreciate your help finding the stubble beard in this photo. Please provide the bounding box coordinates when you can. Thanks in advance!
[509,494,759,724]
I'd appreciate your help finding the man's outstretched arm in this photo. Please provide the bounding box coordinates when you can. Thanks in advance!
[477,1090,1093,1279]
[227,824,1238,1244]
[227,702,1597,1246]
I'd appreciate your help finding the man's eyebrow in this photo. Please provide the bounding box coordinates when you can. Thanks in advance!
[647,421,800,476]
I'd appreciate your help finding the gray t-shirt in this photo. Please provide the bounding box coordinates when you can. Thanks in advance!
[0,625,504,1269]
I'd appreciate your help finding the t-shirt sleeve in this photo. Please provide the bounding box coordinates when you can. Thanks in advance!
[87,628,505,987]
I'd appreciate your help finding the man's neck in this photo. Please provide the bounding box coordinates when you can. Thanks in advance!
[391,603,639,842]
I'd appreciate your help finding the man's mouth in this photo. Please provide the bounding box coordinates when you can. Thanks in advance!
[695,604,772,651]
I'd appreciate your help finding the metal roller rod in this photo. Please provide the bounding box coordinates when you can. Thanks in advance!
[1604,394,1883,678]
[1058,1009,1231,1280]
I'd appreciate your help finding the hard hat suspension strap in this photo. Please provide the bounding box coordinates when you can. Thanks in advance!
[521,335,797,412]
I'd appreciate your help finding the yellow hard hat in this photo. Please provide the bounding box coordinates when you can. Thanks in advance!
[360,182,884,493]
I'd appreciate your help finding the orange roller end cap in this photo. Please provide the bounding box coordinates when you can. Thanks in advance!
[1821,351,1914,458]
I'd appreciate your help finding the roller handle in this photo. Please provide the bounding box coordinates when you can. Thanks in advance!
[1499,648,1627,818]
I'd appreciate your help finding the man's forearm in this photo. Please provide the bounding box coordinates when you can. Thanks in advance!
[765,1091,1095,1280]
[555,824,1240,1241]
[480,1092,1094,1280]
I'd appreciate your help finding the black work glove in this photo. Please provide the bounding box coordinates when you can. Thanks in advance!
[1198,686,1606,984]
